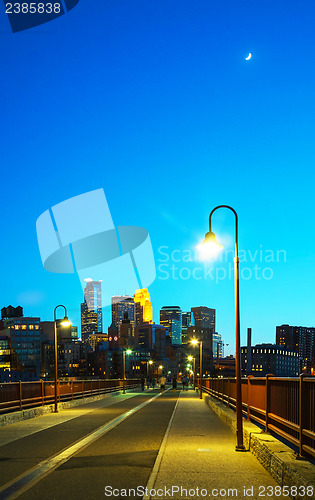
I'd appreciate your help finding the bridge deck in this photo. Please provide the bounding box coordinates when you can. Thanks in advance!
[0,389,279,500]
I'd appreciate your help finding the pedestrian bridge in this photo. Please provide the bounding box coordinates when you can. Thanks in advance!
[0,388,314,499]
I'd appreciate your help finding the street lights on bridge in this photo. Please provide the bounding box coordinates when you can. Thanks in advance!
[188,355,196,390]
[147,360,154,379]
[190,339,203,399]
[123,349,132,394]
[197,205,245,452]
[54,305,71,413]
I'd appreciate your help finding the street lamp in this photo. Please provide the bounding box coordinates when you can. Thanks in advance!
[197,205,245,451]
[147,360,153,378]
[122,348,132,394]
[54,305,71,413]
[188,355,196,390]
[190,339,203,399]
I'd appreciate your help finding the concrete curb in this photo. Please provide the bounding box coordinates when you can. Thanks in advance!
[203,393,315,499]
[0,388,139,427]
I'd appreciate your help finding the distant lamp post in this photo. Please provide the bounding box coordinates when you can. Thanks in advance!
[190,339,203,399]
[197,205,245,451]
[147,360,154,378]
[54,305,71,413]
[188,355,196,390]
[123,349,132,394]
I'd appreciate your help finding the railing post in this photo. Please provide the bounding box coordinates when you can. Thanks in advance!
[227,378,230,408]
[41,380,44,406]
[82,380,84,399]
[71,380,74,400]
[299,373,307,457]
[91,379,93,397]
[98,378,100,395]
[247,376,253,421]
[265,374,273,433]
[19,381,22,411]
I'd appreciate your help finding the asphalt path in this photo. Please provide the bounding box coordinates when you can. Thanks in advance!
[0,389,179,500]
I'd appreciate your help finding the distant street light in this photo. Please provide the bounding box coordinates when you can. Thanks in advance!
[54,305,71,413]
[190,339,203,399]
[188,355,196,389]
[122,348,132,394]
[197,205,245,451]
[147,360,154,378]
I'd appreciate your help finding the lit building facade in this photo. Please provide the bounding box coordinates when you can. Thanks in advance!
[160,306,182,345]
[81,280,103,342]
[134,288,153,325]
[276,324,315,372]
[181,312,191,345]
[213,332,224,359]
[241,343,300,377]
[191,306,215,331]
[111,296,135,334]
[4,316,41,375]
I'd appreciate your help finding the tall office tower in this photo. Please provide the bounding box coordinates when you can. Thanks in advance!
[276,324,315,372]
[81,280,103,342]
[213,332,224,359]
[134,289,153,325]
[191,306,216,331]
[181,311,191,345]
[111,296,135,334]
[160,306,182,345]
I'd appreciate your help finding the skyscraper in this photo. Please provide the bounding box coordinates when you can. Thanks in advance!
[134,289,153,325]
[213,332,224,359]
[191,306,216,331]
[276,324,315,372]
[160,306,182,345]
[181,311,191,345]
[81,279,103,342]
[111,296,135,334]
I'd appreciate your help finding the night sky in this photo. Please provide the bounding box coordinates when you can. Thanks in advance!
[1,0,315,354]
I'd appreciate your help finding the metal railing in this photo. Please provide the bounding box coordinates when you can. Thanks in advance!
[0,379,141,414]
[201,375,315,458]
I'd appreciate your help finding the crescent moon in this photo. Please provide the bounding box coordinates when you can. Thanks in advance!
[245,53,252,60]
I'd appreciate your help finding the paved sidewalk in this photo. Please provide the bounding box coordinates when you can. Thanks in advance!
[148,390,281,499]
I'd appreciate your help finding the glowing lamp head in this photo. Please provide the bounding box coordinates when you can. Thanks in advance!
[148,360,153,365]
[197,231,223,260]
[190,339,199,346]
[60,316,71,327]
[126,349,132,355]
[187,356,193,361]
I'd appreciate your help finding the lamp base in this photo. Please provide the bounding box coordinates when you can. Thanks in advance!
[235,445,246,452]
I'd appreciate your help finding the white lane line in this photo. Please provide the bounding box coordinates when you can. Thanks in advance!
[143,391,181,500]
[0,391,164,500]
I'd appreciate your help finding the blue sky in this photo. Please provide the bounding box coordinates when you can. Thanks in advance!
[1,0,315,354]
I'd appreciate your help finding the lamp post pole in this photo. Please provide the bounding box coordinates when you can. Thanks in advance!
[209,205,245,451]
[199,341,203,399]
[54,305,69,414]
[123,350,126,394]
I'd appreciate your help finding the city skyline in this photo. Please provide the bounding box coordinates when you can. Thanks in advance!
[2,1,315,356]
